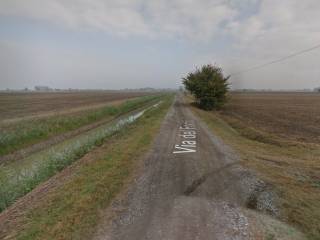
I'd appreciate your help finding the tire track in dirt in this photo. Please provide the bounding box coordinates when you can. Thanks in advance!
[93,94,305,240]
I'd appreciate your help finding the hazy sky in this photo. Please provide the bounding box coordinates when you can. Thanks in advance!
[0,0,319,90]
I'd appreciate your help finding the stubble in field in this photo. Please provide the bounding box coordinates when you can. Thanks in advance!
[0,91,149,121]
[223,92,320,144]
[190,92,320,239]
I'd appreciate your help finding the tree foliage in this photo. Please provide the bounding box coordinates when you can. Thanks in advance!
[183,64,230,110]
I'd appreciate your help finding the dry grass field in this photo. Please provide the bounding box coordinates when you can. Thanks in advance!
[190,92,320,239]
[223,92,320,144]
[0,91,149,122]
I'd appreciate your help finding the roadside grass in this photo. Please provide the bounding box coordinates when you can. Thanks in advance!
[0,95,168,212]
[189,102,320,240]
[8,94,174,240]
[0,94,161,156]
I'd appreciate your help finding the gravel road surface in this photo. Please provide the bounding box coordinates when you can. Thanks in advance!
[94,94,305,240]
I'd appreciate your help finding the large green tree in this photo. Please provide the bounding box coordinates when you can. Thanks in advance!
[183,64,230,110]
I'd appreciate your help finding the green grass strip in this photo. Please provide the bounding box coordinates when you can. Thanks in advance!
[0,95,161,156]
[12,94,174,240]
[0,95,166,212]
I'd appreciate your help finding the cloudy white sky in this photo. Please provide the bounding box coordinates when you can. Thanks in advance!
[0,0,319,90]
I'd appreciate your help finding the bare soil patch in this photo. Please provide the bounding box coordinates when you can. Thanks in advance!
[223,92,320,143]
[0,91,149,122]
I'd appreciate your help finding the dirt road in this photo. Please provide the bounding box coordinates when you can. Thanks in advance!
[94,94,304,240]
